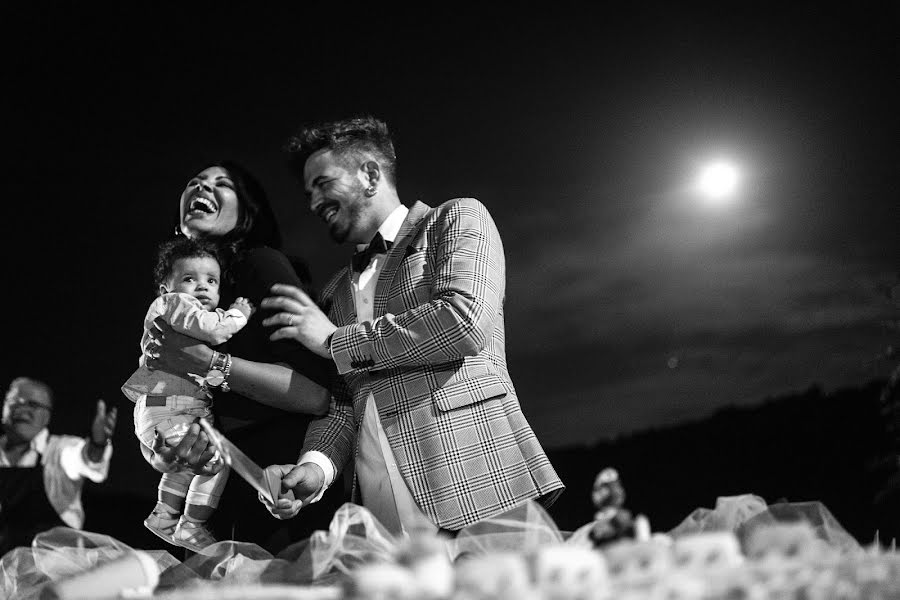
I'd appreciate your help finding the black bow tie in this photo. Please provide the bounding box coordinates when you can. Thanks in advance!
[351,232,393,272]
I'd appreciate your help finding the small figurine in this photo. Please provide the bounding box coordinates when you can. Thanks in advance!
[590,468,648,547]
[592,468,626,509]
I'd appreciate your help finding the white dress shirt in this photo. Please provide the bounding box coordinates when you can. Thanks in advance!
[301,204,436,536]
[0,428,112,528]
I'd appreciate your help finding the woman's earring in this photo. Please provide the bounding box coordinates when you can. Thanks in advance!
[364,186,377,197]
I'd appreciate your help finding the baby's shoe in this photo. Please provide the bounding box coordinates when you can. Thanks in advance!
[144,504,180,545]
[173,516,218,553]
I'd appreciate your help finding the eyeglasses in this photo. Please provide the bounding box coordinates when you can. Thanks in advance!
[4,397,51,411]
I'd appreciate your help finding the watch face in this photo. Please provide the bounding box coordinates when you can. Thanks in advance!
[206,369,226,387]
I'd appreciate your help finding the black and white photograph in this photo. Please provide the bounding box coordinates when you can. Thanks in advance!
[1,2,898,597]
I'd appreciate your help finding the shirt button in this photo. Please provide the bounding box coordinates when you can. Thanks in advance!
[363,298,369,304]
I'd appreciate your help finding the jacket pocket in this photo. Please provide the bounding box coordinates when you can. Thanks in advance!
[433,374,508,412]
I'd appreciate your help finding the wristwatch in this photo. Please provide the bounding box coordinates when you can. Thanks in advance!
[205,351,232,392]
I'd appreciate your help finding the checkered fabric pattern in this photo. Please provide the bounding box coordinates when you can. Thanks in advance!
[303,198,564,530]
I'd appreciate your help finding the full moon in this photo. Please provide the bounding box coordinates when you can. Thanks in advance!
[696,161,740,202]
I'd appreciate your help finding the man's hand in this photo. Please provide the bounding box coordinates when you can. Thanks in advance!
[90,399,117,446]
[145,319,213,373]
[85,399,118,462]
[258,462,325,520]
[261,284,337,358]
[148,423,223,476]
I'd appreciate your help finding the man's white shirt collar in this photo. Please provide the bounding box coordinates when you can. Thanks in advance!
[31,428,50,454]
[0,427,50,465]
[355,204,409,252]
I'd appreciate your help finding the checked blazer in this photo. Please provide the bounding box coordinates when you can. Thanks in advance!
[303,198,564,531]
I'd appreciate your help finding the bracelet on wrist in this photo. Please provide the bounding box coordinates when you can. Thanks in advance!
[209,351,228,372]
[205,352,233,392]
[222,353,232,392]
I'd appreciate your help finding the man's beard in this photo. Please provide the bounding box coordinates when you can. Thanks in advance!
[329,182,370,244]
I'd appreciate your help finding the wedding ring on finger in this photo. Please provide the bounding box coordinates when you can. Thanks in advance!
[288,314,295,327]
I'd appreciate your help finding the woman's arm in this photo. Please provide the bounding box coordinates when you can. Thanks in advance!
[147,321,329,415]
[228,356,330,415]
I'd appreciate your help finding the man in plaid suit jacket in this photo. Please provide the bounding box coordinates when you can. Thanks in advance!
[259,117,563,533]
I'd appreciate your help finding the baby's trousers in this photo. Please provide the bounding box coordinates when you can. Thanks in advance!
[134,394,229,509]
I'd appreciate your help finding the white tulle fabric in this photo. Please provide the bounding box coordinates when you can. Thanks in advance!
[668,494,863,554]
[0,528,180,599]
[0,497,867,598]
[0,500,569,597]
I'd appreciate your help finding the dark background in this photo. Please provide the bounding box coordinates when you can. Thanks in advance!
[2,2,898,549]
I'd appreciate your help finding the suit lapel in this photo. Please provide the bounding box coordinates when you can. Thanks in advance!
[373,201,431,317]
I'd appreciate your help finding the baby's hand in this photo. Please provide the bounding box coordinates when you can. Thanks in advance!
[230,297,254,319]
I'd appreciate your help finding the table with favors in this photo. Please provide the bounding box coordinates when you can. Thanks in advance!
[4,468,900,600]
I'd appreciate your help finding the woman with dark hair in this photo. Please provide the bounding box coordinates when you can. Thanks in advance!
[143,161,342,553]
[189,160,283,253]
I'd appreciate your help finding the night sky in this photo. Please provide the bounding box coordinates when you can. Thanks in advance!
[3,4,898,496]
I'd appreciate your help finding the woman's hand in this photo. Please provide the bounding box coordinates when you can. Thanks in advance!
[144,423,223,476]
[145,319,214,374]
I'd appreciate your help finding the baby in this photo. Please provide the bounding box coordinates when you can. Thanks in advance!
[122,236,251,552]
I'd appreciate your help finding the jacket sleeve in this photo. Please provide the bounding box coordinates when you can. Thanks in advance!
[160,293,247,345]
[301,375,356,473]
[330,198,505,373]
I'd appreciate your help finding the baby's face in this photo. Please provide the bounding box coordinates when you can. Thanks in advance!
[165,256,221,310]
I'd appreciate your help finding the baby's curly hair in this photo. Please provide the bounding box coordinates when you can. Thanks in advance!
[154,236,224,291]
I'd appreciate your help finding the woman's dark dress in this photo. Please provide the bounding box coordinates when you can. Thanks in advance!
[210,246,344,554]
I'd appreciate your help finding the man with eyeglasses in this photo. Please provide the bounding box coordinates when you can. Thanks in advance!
[0,377,117,555]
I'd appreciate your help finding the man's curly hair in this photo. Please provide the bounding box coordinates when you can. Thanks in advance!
[154,236,224,291]
[285,115,397,186]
